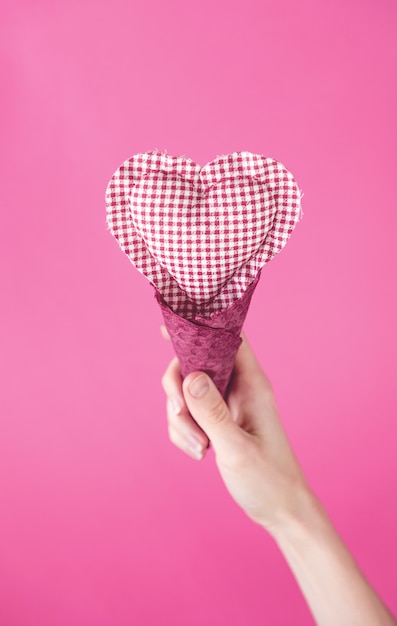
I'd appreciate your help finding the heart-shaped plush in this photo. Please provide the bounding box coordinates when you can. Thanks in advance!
[106,151,301,317]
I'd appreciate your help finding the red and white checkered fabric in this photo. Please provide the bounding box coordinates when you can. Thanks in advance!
[106,151,302,318]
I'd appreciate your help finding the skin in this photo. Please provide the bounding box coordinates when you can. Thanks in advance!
[161,330,396,626]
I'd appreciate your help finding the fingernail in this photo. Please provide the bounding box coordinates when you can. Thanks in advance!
[189,374,209,398]
[170,395,183,415]
[186,435,204,459]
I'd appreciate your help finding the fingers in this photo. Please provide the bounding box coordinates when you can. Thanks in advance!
[182,372,243,456]
[167,402,207,460]
[160,325,261,460]
[161,357,209,460]
[160,325,171,341]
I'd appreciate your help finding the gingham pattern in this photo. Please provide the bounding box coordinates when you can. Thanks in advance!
[106,151,302,317]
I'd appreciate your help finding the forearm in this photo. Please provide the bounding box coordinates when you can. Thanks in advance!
[271,489,396,626]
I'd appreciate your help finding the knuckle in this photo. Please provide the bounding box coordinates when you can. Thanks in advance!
[161,370,172,394]
[166,407,179,429]
[205,397,229,425]
[168,425,179,447]
[161,372,168,393]
[161,357,181,395]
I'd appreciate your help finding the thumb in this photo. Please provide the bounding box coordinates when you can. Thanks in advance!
[182,372,241,454]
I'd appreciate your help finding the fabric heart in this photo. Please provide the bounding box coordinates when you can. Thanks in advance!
[106,151,301,317]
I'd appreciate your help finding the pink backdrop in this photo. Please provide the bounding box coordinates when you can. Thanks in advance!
[1,0,396,624]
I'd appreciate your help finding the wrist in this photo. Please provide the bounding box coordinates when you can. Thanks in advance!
[265,483,328,545]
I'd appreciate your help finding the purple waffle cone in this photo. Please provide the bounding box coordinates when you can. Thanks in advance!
[155,273,261,397]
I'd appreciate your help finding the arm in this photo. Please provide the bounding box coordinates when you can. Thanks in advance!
[275,490,395,626]
[161,334,396,626]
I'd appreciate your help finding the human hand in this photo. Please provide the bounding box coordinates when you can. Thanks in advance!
[161,332,310,534]
[162,331,397,625]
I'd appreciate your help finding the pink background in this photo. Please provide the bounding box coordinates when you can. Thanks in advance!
[1,0,396,624]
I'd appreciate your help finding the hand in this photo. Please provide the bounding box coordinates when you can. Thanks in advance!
[162,330,397,625]
[161,332,310,534]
